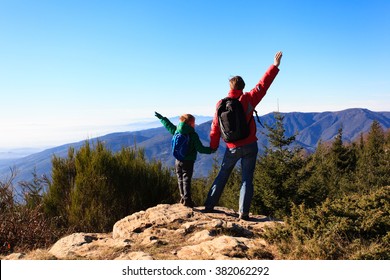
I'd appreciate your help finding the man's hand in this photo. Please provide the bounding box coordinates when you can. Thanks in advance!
[274,51,283,67]
[155,112,163,119]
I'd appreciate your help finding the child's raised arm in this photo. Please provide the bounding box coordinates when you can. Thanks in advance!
[155,111,176,135]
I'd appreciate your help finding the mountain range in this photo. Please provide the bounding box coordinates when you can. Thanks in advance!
[1,108,389,186]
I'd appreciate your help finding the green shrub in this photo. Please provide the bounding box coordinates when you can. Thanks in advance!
[44,141,177,232]
[263,186,390,259]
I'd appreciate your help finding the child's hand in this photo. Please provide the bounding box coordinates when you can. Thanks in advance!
[155,112,163,119]
[274,51,283,67]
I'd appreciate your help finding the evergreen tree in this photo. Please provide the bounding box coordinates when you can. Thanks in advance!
[19,168,48,209]
[331,128,356,172]
[357,120,390,189]
[252,112,305,218]
[328,128,358,195]
[297,141,331,207]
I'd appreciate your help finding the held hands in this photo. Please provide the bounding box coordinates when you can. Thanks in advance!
[274,51,283,67]
[155,112,163,119]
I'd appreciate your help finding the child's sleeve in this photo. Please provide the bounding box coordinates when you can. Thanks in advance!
[160,117,177,135]
[192,133,213,154]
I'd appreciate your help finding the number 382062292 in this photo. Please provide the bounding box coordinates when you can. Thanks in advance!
[215,266,269,276]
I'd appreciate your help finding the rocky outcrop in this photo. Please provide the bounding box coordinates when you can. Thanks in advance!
[3,204,280,260]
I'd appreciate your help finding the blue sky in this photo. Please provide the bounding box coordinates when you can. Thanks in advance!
[0,0,389,149]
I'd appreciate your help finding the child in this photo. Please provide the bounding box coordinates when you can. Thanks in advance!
[155,112,214,207]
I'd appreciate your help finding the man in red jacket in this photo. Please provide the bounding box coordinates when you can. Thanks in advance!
[204,51,283,220]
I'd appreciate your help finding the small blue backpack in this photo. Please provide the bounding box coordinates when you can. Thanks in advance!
[171,133,190,161]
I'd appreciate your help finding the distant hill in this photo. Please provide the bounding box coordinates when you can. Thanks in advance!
[1,108,389,186]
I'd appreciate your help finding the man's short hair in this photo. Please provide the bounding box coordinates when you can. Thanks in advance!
[229,76,245,90]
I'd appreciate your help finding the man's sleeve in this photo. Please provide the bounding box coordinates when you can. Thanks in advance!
[209,101,222,150]
[248,64,280,107]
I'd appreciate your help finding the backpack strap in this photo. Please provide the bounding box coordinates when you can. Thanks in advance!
[246,101,264,128]
[253,109,264,128]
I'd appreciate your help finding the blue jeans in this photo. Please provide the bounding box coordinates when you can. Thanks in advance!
[205,141,258,214]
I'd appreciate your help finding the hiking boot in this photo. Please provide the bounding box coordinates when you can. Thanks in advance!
[201,207,215,213]
[183,199,195,208]
[239,213,250,221]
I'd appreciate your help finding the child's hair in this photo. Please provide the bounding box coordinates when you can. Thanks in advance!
[179,114,195,125]
[229,76,245,90]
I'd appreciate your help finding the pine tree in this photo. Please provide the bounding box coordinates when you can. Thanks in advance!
[331,128,357,172]
[297,140,331,207]
[19,168,48,209]
[253,112,305,218]
[328,128,358,195]
[357,120,390,189]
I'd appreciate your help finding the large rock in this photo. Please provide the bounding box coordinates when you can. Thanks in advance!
[3,204,279,260]
[177,235,249,260]
[113,204,194,239]
[48,233,135,260]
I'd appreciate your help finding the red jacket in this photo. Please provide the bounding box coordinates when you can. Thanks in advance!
[210,64,280,149]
